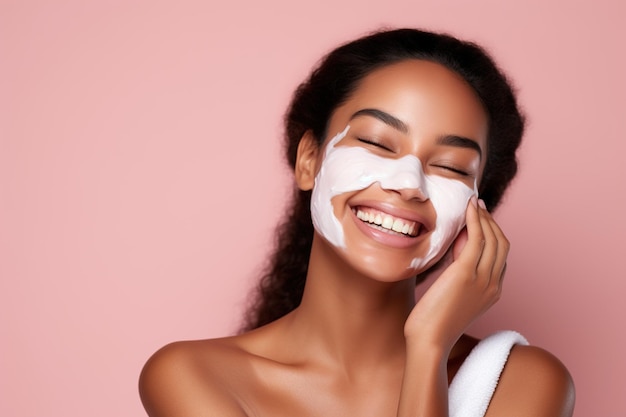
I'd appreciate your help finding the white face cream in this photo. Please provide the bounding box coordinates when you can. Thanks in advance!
[311,125,478,271]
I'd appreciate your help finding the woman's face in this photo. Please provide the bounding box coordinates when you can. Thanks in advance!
[301,59,488,282]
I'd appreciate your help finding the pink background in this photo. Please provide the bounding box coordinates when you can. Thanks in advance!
[2,1,624,416]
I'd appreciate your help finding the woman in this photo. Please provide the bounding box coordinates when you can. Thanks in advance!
[139,28,575,416]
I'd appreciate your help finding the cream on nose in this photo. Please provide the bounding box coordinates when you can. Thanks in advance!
[378,157,430,202]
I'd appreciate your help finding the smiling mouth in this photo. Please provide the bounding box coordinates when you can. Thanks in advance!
[352,206,422,237]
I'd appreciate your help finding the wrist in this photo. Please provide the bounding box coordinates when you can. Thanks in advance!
[405,335,451,363]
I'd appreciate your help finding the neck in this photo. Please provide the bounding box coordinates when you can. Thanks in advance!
[285,236,416,376]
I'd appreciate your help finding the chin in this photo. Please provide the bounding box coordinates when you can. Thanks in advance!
[340,244,436,283]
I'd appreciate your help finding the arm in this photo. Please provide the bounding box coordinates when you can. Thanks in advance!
[398,197,508,416]
[396,339,450,416]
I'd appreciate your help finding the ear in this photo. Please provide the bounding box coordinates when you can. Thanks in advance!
[294,130,320,191]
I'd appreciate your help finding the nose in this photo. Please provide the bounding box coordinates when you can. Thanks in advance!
[377,155,430,202]
[393,187,429,202]
[379,169,430,202]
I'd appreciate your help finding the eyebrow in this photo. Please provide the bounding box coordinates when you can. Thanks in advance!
[349,108,409,134]
[350,107,482,159]
[437,134,482,159]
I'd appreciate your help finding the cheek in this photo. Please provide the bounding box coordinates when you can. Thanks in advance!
[310,153,370,249]
[415,176,476,266]
[430,178,475,231]
[310,141,384,249]
[310,179,344,248]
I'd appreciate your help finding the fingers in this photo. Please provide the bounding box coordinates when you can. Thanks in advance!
[458,196,510,289]
[476,198,510,291]
[456,196,485,268]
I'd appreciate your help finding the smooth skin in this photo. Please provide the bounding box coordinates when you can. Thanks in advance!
[139,60,575,417]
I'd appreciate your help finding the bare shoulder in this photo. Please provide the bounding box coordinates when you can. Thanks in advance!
[139,337,251,417]
[487,344,575,417]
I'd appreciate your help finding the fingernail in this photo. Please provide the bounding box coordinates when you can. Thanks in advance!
[478,198,487,210]
[471,195,478,208]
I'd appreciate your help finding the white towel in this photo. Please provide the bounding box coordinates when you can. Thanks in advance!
[448,330,529,417]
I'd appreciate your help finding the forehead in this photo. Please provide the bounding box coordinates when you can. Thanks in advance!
[332,59,488,154]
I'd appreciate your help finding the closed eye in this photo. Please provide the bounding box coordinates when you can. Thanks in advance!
[357,137,393,152]
[432,164,470,176]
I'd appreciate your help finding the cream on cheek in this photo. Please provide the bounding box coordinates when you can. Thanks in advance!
[411,175,476,270]
[310,126,478,270]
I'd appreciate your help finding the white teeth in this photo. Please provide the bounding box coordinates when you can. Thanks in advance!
[382,216,394,229]
[392,219,404,233]
[355,208,418,237]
